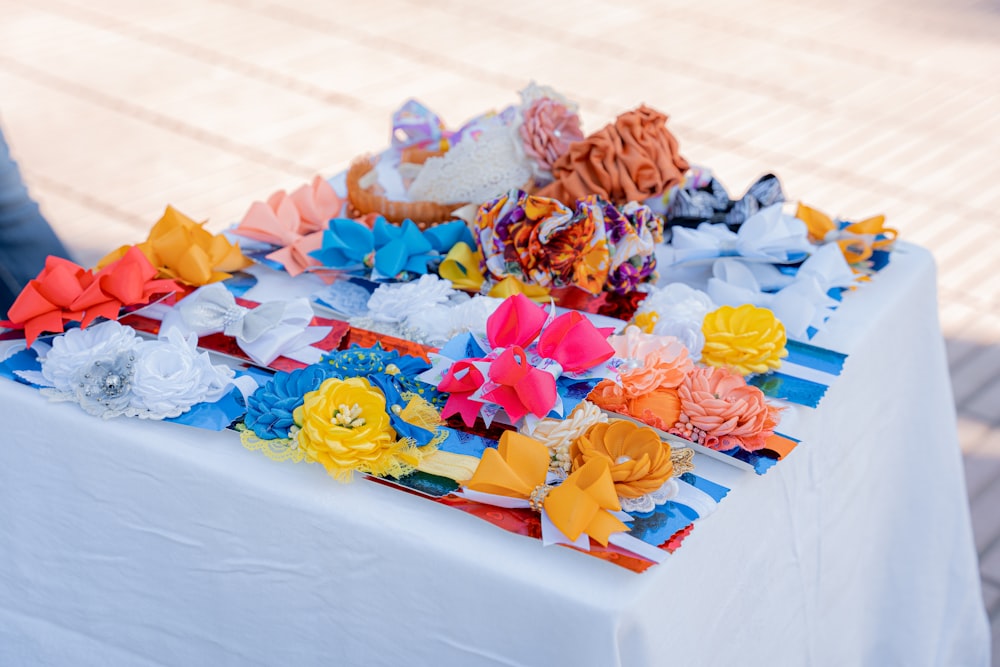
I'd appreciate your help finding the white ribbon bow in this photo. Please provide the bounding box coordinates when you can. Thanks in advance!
[161,283,330,366]
[665,204,813,266]
[707,243,857,340]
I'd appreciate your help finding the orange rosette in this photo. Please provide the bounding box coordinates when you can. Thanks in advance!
[571,420,674,499]
[538,105,689,206]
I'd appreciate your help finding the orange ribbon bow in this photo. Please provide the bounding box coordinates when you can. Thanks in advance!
[796,203,897,265]
[464,431,627,545]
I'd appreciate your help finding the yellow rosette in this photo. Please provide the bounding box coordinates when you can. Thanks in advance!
[701,304,788,376]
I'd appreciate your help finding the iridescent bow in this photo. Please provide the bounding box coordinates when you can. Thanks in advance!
[428,294,615,426]
[796,203,897,265]
[159,283,330,366]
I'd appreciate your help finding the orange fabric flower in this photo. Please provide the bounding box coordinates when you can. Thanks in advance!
[571,420,674,498]
[588,380,628,413]
[538,106,689,206]
[677,366,778,452]
[628,389,682,432]
[610,326,694,396]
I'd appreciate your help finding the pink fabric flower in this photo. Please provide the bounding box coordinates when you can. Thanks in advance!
[519,98,584,174]
[677,366,778,452]
[610,326,694,397]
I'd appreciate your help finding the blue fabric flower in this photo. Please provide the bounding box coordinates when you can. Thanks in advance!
[322,344,443,407]
[243,365,336,439]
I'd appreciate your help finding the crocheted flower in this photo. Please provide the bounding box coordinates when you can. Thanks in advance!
[519,96,584,176]
[675,366,778,452]
[130,328,234,419]
[701,304,787,376]
[244,365,335,440]
[571,420,675,499]
[294,377,417,481]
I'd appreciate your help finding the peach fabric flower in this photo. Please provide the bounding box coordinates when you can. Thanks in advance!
[588,380,628,413]
[610,326,694,396]
[538,105,689,206]
[676,366,778,452]
[571,420,674,498]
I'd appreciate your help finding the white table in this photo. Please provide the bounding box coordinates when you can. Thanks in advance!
[0,243,989,666]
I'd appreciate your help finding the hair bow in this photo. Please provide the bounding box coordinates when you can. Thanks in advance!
[427,294,615,426]
[662,204,813,267]
[159,283,330,366]
[706,244,857,339]
[795,203,897,265]
[3,248,181,347]
[462,431,628,546]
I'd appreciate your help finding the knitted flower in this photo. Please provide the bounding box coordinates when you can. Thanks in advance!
[243,365,335,440]
[674,366,778,452]
[294,377,418,481]
[571,420,675,499]
[700,304,787,376]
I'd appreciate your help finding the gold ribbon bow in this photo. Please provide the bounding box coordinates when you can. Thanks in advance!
[796,203,897,265]
[438,242,486,291]
[464,431,627,545]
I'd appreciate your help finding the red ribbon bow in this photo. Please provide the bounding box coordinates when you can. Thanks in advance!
[439,294,614,425]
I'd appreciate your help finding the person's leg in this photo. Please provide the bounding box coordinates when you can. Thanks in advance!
[0,125,72,315]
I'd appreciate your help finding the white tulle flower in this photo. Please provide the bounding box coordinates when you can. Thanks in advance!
[129,328,235,419]
[635,283,716,360]
[365,274,460,324]
[406,295,503,346]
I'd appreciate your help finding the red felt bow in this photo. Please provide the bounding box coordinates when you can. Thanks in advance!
[3,248,181,346]
[438,294,614,426]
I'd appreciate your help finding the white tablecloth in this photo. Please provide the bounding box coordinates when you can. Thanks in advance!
[0,243,989,666]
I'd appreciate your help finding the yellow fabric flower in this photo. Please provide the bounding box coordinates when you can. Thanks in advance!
[701,304,787,376]
[631,311,659,334]
[570,420,674,499]
[98,206,251,285]
[293,377,418,481]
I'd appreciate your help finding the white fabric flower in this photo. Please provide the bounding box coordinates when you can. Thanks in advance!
[40,320,140,394]
[635,283,716,360]
[365,274,460,324]
[130,328,235,419]
[407,295,503,346]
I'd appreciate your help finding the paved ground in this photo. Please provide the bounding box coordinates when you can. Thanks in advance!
[2,0,999,658]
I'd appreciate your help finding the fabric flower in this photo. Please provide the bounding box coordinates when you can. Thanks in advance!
[404,295,503,346]
[518,95,584,177]
[365,274,460,324]
[293,377,419,481]
[571,420,675,499]
[674,366,778,452]
[627,389,682,432]
[701,304,788,376]
[129,329,235,419]
[609,326,694,396]
[243,365,335,440]
[40,319,140,395]
[632,283,716,360]
[521,400,607,473]
[538,106,689,206]
[588,380,628,414]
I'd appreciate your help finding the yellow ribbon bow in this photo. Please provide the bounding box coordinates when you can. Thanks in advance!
[464,431,627,545]
[98,206,251,285]
[796,203,897,265]
[438,241,486,291]
[487,276,551,303]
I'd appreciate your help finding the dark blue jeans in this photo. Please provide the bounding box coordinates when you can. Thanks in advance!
[0,126,71,316]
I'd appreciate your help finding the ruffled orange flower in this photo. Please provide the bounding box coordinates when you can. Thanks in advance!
[538,106,689,206]
[588,380,628,413]
[677,366,778,452]
[628,389,682,432]
[571,420,674,498]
